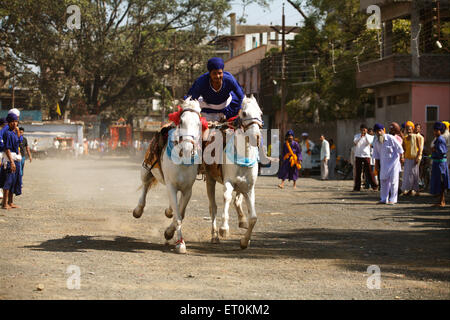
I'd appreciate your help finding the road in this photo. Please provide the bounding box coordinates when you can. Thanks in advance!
[0,157,449,299]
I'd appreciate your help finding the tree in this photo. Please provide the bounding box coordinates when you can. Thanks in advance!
[277,0,379,123]
[0,0,230,119]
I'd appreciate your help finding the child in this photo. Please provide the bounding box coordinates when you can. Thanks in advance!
[430,122,450,207]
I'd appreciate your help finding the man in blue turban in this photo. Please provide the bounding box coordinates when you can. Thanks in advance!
[278,130,302,189]
[186,57,245,122]
[430,122,450,207]
[1,113,22,209]
[372,123,404,205]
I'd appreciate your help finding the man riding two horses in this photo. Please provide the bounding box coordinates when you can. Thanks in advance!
[145,57,246,175]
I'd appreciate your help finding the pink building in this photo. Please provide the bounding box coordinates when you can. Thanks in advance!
[357,0,450,144]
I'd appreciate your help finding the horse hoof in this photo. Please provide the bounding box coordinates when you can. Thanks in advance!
[240,238,250,250]
[219,227,230,238]
[165,208,173,218]
[211,237,220,244]
[133,207,143,219]
[239,221,249,229]
[175,242,186,254]
[164,229,174,240]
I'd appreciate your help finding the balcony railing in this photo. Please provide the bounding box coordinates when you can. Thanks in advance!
[356,54,450,88]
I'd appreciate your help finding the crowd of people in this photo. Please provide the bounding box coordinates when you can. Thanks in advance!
[278,121,450,207]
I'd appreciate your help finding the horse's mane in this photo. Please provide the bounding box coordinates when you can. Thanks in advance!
[242,96,262,115]
[182,97,201,113]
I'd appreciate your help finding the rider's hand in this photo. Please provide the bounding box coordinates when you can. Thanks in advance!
[219,114,227,123]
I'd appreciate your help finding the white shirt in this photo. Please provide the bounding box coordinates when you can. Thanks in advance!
[320,139,330,161]
[354,133,374,158]
[373,134,404,180]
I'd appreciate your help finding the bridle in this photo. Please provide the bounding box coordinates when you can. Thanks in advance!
[236,114,263,148]
[174,108,202,155]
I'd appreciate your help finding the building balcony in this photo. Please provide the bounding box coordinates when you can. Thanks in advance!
[356,54,450,88]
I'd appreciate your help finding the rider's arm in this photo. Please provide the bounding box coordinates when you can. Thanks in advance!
[221,75,245,119]
[185,74,206,100]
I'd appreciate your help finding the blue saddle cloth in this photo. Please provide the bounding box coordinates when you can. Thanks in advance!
[224,134,259,168]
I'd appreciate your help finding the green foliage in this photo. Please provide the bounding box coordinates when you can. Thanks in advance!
[278,0,376,123]
[0,0,230,119]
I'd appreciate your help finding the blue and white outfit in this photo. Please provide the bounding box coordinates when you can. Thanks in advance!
[373,132,404,204]
[0,116,22,196]
[186,58,244,121]
[430,126,450,195]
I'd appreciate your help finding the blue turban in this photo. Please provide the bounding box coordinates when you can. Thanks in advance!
[433,121,446,133]
[285,129,295,138]
[207,57,224,72]
[373,123,384,131]
[6,113,18,122]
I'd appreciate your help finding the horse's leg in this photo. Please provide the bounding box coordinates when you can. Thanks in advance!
[206,174,219,243]
[133,167,155,218]
[165,206,173,218]
[163,186,178,241]
[219,181,233,238]
[234,192,248,229]
[174,187,190,254]
[240,187,257,250]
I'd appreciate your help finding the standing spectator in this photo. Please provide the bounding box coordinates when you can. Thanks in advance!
[320,134,330,180]
[300,133,314,177]
[328,138,337,179]
[373,123,404,205]
[401,121,423,196]
[353,124,378,191]
[389,122,403,144]
[278,130,302,189]
[18,127,32,178]
[442,121,450,171]
[0,113,22,209]
[0,118,6,199]
[414,123,423,136]
[430,122,450,207]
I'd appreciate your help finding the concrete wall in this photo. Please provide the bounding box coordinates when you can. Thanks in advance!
[289,118,376,161]
[375,82,412,125]
[225,45,268,76]
[411,82,450,144]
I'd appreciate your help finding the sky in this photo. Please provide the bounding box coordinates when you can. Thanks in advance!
[229,1,305,27]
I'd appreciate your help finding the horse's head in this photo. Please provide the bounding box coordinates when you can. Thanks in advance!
[239,95,263,147]
[177,97,203,156]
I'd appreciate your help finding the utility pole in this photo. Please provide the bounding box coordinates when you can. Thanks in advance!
[270,3,297,138]
[11,71,15,108]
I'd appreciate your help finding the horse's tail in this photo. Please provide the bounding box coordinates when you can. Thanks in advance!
[137,165,159,191]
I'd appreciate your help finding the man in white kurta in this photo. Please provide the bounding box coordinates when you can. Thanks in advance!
[300,133,315,176]
[372,124,404,205]
[320,135,330,180]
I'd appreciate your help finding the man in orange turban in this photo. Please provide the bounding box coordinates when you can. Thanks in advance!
[401,121,423,196]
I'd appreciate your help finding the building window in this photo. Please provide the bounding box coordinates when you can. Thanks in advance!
[426,105,439,122]
[377,97,383,108]
[386,93,409,106]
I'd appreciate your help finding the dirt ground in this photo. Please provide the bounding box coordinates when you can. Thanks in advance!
[0,156,449,300]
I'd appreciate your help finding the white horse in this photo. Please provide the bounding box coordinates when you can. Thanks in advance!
[205,96,263,249]
[133,98,202,254]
